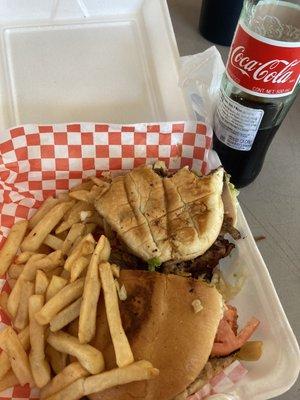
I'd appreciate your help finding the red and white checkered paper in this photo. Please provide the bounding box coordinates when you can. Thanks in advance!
[0,121,211,244]
[187,360,248,399]
[0,121,246,399]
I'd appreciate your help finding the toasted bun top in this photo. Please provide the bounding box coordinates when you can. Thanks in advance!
[94,166,224,262]
[90,269,223,400]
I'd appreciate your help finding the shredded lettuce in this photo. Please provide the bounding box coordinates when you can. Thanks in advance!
[147,257,161,272]
[225,173,239,203]
[211,269,246,301]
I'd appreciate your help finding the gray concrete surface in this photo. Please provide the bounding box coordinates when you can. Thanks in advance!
[167,1,300,399]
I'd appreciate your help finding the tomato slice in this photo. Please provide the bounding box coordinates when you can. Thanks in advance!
[211,308,260,357]
[224,305,238,335]
[236,317,260,347]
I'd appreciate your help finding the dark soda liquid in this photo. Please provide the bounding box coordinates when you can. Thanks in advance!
[199,0,243,46]
[213,124,279,188]
[213,92,287,188]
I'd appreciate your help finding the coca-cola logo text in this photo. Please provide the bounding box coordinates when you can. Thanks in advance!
[226,24,300,96]
[230,46,299,84]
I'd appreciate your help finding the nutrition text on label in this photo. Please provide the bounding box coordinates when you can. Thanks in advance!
[214,90,264,151]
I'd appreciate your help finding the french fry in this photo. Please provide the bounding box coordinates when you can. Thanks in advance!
[60,223,85,255]
[45,377,85,400]
[69,190,93,203]
[90,176,105,186]
[40,362,89,399]
[0,370,19,392]
[35,270,49,294]
[0,179,158,397]
[44,234,64,250]
[14,251,34,264]
[55,231,69,241]
[16,326,31,349]
[35,278,85,325]
[56,202,94,234]
[62,201,74,221]
[79,236,111,344]
[60,268,70,280]
[19,253,56,281]
[70,180,94,192]
[68,318,79,337]
[0,326,30,381]
[56,193,71,202]
[14,281,34,330]
[46,276,67,302]
[8,253,46,317]
[83,360,159,396]
[70,256,90,282]
[29,295,51,388]
[93,301,111,353]
[37,243,53,255]
[47,267,63,278]
[83,223,97,235]
[0,220,28,276]
[8,263,23,279]
[7,278,23,317]
[47,331,105,374]
[0,291,9,315]
[21,250,63,281]
[50,298,82,332]
[28,197,59,229]
[58,201,81,229]
[0,326,34,386]
[37,251,63,274]
[7,278,16,289]
[70,235,84,253]
[111,263,120,278]
[64,234,95,271]
[45,345,68,375]
[99,262,134,367]
[71,234,95,257]
[21,201,74,252]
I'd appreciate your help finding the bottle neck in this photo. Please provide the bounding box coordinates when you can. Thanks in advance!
[240,0,300,42]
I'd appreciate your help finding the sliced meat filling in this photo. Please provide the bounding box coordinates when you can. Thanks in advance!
[96,216,239,282]
[162,216,238,280]
[173,353,237,400]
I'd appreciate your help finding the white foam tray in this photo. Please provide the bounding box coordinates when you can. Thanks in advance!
[0,0,192,131]
[220,206,300,399]
[0,1,298,399]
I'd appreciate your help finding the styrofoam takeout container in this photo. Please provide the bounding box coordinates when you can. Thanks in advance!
[0,1,298,399]
[0,0,193,131]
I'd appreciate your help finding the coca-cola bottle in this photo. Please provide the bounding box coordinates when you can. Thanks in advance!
[213,0,300,188]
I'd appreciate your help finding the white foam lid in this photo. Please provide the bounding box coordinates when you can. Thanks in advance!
[0,0,192,131]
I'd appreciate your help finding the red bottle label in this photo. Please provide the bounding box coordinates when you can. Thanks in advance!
[226,23,300,97]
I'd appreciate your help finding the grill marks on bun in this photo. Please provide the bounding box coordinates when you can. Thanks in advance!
[94,166,224,263]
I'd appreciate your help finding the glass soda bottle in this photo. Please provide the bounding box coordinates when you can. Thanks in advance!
[213,0,300,188]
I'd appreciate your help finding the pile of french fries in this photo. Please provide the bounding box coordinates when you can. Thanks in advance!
[0,177,159,399]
